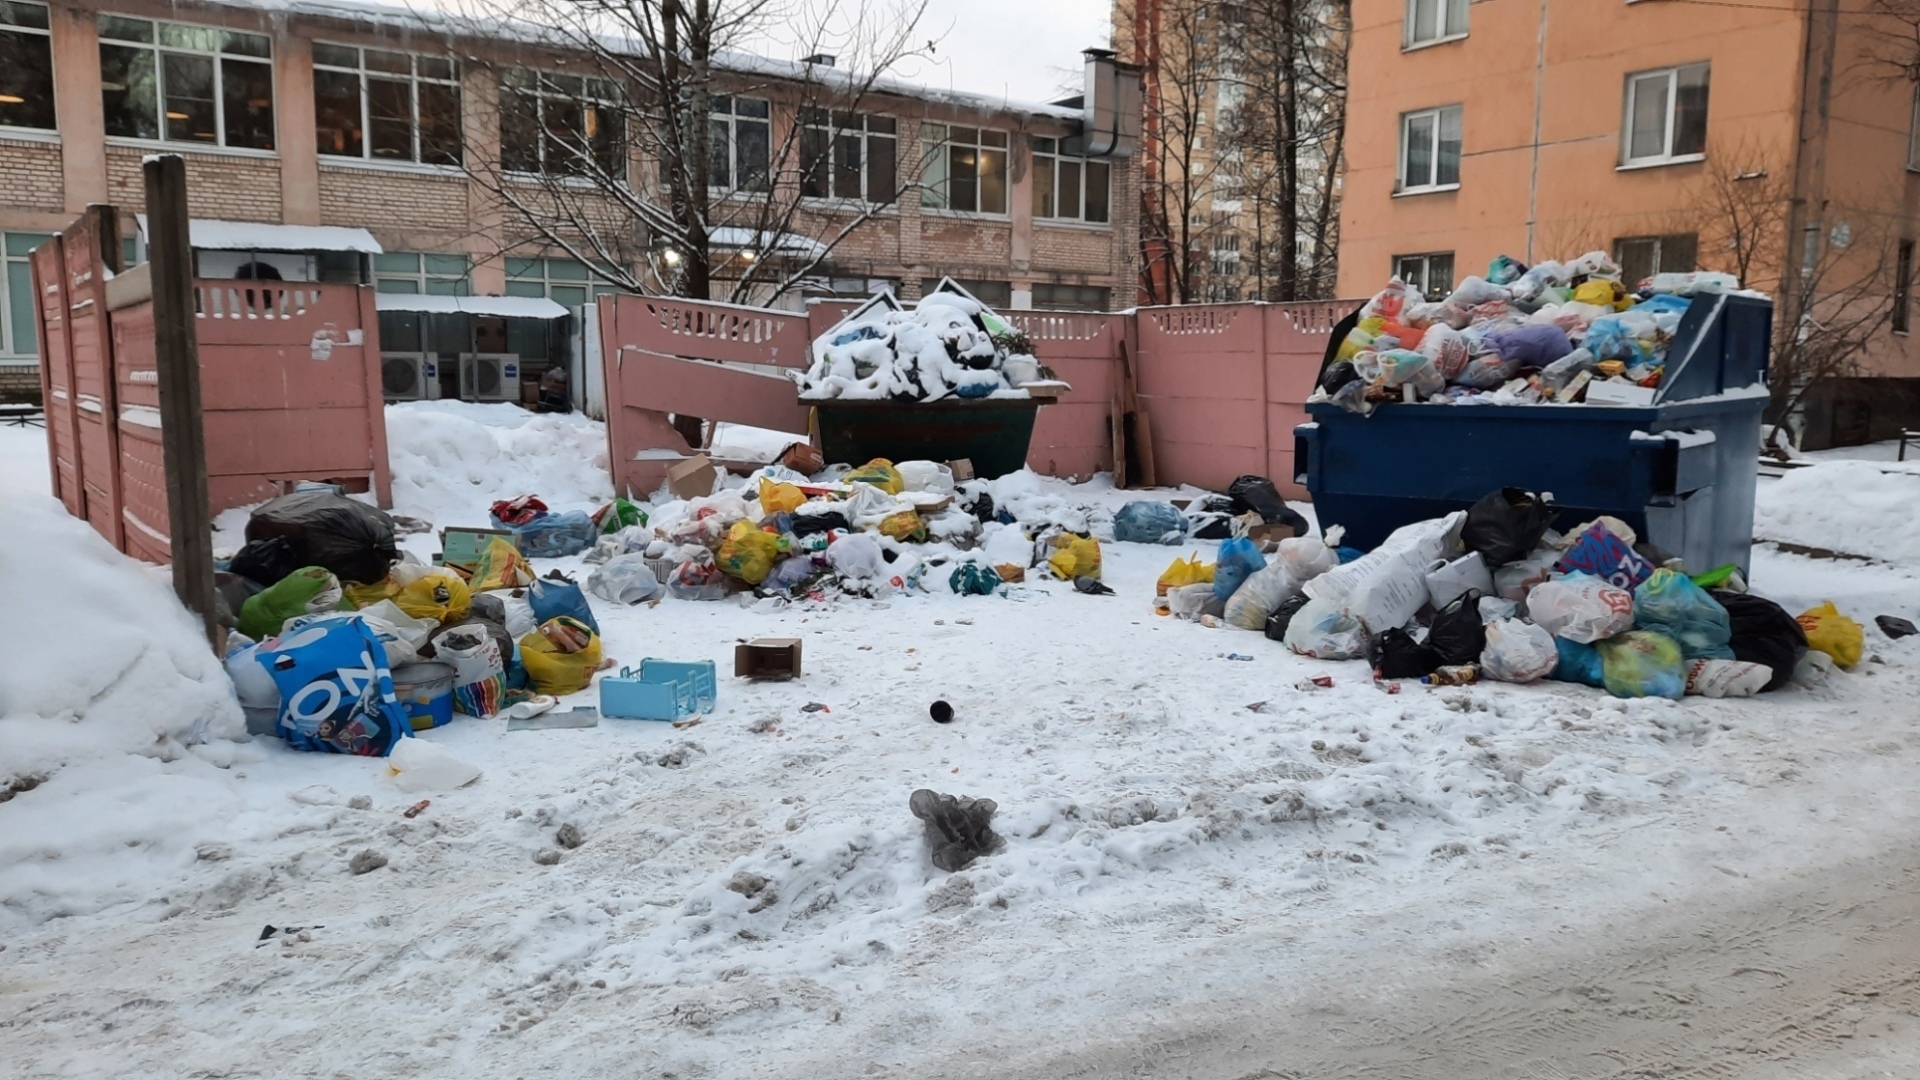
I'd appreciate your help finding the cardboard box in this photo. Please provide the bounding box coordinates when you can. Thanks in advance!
[780,441,825,474]
[947,458,975,482]
[667,455,719,500]
[1248,522,1297,547]
[438,526,520,573]
[1585,380,1658,407]
[735,637,803,680]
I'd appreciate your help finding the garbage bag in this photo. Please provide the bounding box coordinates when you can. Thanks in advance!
[1114,501,1189,544]
[949,562,1001,596]
[1555,521,1654,590]
[239,566,345,641]
[879,510,927,542]
[1685,658,1771,698]
[490,495,549,526]
[469,536,534,591]
[1713,590,1805,692]
[1426,552,1494,611]
[1371,627,1444,679]
[384,737,482,793]
[1320,359,1362,394]
[1452,353,1523,390]
[1633,569,1734,660]
[1596,630,1686,699]
[229,536,303,589]
[588,553,665,605]
[1487,255,1527,285]
[718,520,782,584]
[758,477,807,515]
[1157,553,1214,596]
[1495,548,1560,603]
[1797,601,1864,669]
[1483,323,1573,367]
[845,458,906,495]
[433,622,506,717]
[669,555,732,601]
[255,616,414,756]
[495,509,597,559]
[1552,636,1607,687]
[243,491,399,586]
[592,497,647,535]
[1302,513,1461,632]
[1417,325,1471,380]
[1226,475,1311,536]
[1212,536,1268,600]
[1225,561,1301,630]
[283,609,419,670]
[792,509,851,537]
[1428,592,1487,666]
[518,616,602,695]
[341,577,398,609]
[1168,582,1216,618]
[529,573,599,635]
[909,789,1002,872]
[896,460,956,494]
[1461,488,1557,567]
[1525,572,1635,644]
[1047,534,1103,581]
[1378,349,1445,396]
[1265,593,1312,642]
[393,566,472,626]
[1277,536,1339,583]
[1480,618,1558,683]
[1284,597,1372,660]
[827,533,887,580]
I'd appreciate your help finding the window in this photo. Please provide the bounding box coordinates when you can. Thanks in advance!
[1032,138,1112,224]
[98,15,274,149]
[1393,252,1453,301]
[800,110,897,203]
[0,1,54,131]
[312,44,460,166]
[1897,240,1914,335]
[373,252,469,295]
[1404,0,1467,47]
[920,124,1008,215]
[2,231,51,359]
[1398,105,1461,192]
[500,70,622,179]
[1622,62,1708,167]
[1032,283,1111,311]
[506,256,623,309]
[1613,233,1697,287]
[708,95,770,192]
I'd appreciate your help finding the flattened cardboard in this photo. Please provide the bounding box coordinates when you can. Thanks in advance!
[667,455,719,500]
[1248,523,1297,547]
[735,637,803,680]
[438,526,520,573]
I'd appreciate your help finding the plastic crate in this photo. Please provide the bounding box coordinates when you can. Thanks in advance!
[599,659,718,721]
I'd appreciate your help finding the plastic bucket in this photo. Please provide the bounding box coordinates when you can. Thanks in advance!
[391,661,456,731]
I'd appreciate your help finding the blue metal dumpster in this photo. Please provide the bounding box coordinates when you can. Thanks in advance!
[1294,293,1772,575]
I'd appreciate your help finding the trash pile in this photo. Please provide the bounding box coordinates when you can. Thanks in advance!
[1170,485,1872,700]
[1312,251,1746,412]
[796,281,1049,402]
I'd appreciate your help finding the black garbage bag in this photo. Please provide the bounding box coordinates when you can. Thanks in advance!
[230,535,302,588]
[244,492,399,586]
[1187,495,1238,540]
[1265,593,1311,642]
[791,511,851,537]
[1428,591,1487,666]
[1713,590,1807,692]
[909,789,1002,872]
[1460,488,1557,566]
[1877,615,1918,640]
[1226,475,1313,536]
[1319,359,1361,395]
[1370,627,1444,680]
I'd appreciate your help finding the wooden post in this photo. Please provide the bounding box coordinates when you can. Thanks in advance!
[144,155,221,650]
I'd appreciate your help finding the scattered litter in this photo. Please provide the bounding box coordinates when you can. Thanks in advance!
[930,700,955,724]
[403,799,430,819]
[909,789,1002,872]
[554,823,585,850]
[507,707,599,732]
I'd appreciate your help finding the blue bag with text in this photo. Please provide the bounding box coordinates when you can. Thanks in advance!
[255,616,413,756]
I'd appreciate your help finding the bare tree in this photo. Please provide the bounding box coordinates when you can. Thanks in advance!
[453,0,932,303]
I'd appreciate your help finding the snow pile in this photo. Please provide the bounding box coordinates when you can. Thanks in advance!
[1755,459,1920,564]
[797,291,1038,402]
[384,400,612,522]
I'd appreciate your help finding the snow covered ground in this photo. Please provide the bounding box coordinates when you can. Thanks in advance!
[3,409,1920,1078]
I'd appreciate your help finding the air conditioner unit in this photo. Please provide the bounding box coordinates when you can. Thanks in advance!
[460,353,521,402]
[381,353,438,401]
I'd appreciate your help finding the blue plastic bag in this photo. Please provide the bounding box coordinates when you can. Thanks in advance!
[1212,536,1268,600]
[1596,630,1686,700]
[1551,636,1606,687]
[530,574,599,636]
[493,510,597,559]
[1113,501,1189,545]
[1633,568,1733,660]
[255,616,413,756]
[1556,523,1654,590]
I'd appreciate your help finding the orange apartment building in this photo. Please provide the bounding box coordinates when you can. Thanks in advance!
[0,0,1137,404]
[1339,0,1920,447]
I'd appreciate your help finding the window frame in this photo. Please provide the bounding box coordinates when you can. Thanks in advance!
[1896,239,1914,336]
[1403,0,1468,49]
[372,251,470,295]
[2,231,52,360]
[1031,137,1112,226]
[499,69,625,181]
[707,94,771,194]
[0,0,56,134]
[96,14,276,151]
[1620,61,1709,169]
[799,108,898,205]
[311,43,462,168]
[1396,104,1461,194]
[1392,251,1454,302]
[1612,232,1698,287]
[919,123,1010,217]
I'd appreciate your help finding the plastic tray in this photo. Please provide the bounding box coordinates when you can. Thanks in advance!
[599,659,717,721]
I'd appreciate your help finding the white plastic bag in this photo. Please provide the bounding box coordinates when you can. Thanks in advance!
[1283,597,1371,659]
[1479,595,1519,622]
[384,738,482,793]
[827,533,887,579]
[1685,658,1771,698]
[1425,552,1494,611]
[1480,618,1558,683]
[1524,573,1635,644]
[1168,582,1215,619]
[501,594,536,638]
[587,553,666,605]
[1304,512,1462,633]
[895,460,956,495]
[357,598,436,652]
[1277,536,1339,584]
[1224,561,1301,630]
[1495,548,1560,602]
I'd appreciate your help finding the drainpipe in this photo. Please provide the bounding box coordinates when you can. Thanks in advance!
[1524,0,1547,263]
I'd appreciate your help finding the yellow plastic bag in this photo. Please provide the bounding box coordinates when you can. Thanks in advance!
[393,566,472,625]
[342,578,398,609]
[1797,601,1864,669]
[717,519,780,585]
[1047,534,1102,581]
[1156,553,1215,596]
[518,616,602,695]
[758,477,807,515]
[1572,279,1634,311]
[469,536,533,591]
[879,510,927,542]
[845,458,905,495]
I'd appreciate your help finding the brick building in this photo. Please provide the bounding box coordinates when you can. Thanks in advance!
[0,0,1138,403]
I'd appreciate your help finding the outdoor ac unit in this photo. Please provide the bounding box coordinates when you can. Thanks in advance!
[381,353,437,401]
[460,353,521,402]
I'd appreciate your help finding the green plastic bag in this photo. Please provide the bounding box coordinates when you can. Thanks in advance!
[1633,568,1733,660]
[1596,630,1686,699]
[239,566,343,640]
[949,563,1000,596]
[593,497,647,535]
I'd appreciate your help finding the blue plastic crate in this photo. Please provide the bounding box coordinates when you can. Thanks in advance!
[599,659,717,721]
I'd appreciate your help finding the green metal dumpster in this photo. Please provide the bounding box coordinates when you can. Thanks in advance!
[812,397,1043,479]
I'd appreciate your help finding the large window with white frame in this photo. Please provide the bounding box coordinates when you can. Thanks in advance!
[1032,138,1112,224]
[2,231,51,360]
[1393,251,1453,301]
[1398,105,1460,193]
[0,1,54,132]
[801,109,897,203]
[708,95,771,192]
[1622,62,1708,167]
[312,43,461,166]
[1404,0,1466,47]
[97,14,275,149]
[920,124,1008,215]
[500,70,623,179]
[373,251,470,295]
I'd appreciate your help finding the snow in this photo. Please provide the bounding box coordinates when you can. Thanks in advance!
[3,414,1920,1077]
[373,294,570,319]
[1754,458,1920,564]
[133,214,383,253]
[707,227,830,259]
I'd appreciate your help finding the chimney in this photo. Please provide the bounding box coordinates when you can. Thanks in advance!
[802,53,837,67]
[1064,48,1142,159]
